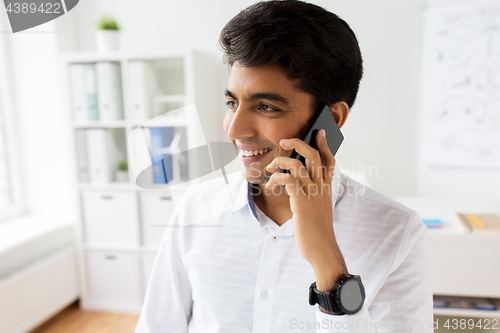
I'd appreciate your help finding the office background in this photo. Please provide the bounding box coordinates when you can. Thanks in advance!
[2,0,498,223]
[1,0,499,332]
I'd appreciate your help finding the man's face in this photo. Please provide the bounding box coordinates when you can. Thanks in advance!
[223,63,314,184]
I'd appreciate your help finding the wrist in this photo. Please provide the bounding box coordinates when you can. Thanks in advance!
[314,267,348,291]
[311,254,348,291]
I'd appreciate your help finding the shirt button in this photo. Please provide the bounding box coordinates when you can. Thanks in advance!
[272,236,279,242]
[261,290,268,299]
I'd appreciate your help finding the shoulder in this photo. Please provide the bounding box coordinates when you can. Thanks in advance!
[335,172,426,248]
[337,172,421,224]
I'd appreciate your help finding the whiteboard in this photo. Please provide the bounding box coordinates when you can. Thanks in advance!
[421,0,500,168]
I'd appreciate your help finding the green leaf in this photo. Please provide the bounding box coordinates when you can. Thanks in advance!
[96,15,121,31]
[118,160,128,171]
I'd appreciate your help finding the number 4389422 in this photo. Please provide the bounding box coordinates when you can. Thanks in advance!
[5,2,61,14]
[443,318,498,330]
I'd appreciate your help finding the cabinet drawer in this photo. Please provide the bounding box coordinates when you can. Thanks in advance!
[81,191,137,246]
[139,192,175,247]
[85,250,140,306]
[430,233,500,298]
[141,253,157,294]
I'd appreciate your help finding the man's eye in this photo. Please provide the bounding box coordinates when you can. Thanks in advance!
[226,100,237,109]
[259,104,279,112]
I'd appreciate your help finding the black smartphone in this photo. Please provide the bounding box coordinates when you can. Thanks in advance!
[281,104,344,174]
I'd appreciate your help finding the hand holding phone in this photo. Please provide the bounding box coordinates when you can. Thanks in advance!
[281,104,344,174]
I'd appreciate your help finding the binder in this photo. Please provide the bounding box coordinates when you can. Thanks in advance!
[149,127,174,184]
[75,129,89,183]
[128,61,161,121]
[69,65,86,122]
[85,64,99,121]
[86,128,113,183]
[96,62,124,121]
[70,64,99,121]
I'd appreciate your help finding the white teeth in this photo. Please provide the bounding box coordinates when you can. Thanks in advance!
[241,148,270,157]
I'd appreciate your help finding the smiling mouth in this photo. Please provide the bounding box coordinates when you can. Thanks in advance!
[240,148,272,157]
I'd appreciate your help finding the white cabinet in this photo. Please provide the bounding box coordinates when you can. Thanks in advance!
[394,196,500,321]
[139,192,175,248]
[81,190,137,247]
[62,50,223,313]
[85,250,141,311]
[141,253,157,294]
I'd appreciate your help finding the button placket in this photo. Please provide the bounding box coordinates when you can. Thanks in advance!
[251,234,283,333]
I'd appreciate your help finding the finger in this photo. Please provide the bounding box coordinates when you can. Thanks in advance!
[316,129,336,184]
[266,172,307,197]
[279,138,323,182]
[266,156,313,185]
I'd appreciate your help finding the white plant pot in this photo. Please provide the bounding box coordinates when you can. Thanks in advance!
[115,170,129,182]
[95,30,120,52]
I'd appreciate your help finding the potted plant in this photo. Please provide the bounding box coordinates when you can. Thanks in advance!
[95,15,121,52]
[115,160,128,182]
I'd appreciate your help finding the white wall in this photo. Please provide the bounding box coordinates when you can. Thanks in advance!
[317,0,425,197]
[56,0,425,196]
[51,0,500,210]
[416,0,500,211]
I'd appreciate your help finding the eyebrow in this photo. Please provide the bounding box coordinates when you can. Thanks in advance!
[225,89,291,107]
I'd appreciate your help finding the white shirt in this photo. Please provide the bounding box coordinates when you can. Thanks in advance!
[135,167,433,333]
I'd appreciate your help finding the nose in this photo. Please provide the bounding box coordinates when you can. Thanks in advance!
[225,105,258,141]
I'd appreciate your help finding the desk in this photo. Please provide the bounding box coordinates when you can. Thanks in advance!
[394,197,500,321]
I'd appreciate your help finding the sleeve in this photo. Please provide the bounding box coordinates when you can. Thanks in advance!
[135,201,193,333]
[314,214,434,333]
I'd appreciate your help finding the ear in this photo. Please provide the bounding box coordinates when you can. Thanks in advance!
[328,102,349,128]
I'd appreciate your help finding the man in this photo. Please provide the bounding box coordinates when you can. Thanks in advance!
[136,1,433,332]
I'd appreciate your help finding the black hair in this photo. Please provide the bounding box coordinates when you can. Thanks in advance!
[219,0,363,111]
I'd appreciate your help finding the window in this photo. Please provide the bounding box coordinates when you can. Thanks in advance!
[0,21,23,222]
[0,76,23,222]
[0,107,12,212]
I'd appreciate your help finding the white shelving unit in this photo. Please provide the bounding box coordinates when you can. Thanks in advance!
[60,50,222,313]
[394,196,500,328]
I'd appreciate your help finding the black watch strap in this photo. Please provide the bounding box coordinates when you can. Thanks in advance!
[309,274,365,315]
[309,281,344,314]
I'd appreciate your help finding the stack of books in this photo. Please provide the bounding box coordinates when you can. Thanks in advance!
[422,213,500,232]
[434,295,497,311]
[422,219,446,228]
[456,213,500,232]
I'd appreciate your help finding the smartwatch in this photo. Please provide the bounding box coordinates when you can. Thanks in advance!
[309,274,365,315]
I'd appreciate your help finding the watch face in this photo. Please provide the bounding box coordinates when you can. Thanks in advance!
[339,279,364,313]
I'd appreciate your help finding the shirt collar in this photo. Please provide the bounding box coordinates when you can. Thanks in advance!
[230,173,251,214]
[230,165,344,220]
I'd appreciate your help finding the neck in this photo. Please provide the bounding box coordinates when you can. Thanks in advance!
[252,183,292,226]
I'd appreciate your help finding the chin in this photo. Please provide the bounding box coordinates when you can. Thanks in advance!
[240,163,271,184]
